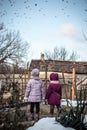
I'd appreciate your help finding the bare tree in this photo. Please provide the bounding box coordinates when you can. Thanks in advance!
[44,46,79,61]
[69,51,79,61]
[59,47,68,60]
[44,47,60,60]
[0,23,4,30]
[82,31,87,41]
[0,24,30,65]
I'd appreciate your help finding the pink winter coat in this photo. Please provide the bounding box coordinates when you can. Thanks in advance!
[45,73,62,106]
[25,78,45,102]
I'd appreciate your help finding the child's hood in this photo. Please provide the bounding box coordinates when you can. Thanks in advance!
[50,73,59,81]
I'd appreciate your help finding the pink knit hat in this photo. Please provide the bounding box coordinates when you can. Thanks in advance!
[50,73,59,81]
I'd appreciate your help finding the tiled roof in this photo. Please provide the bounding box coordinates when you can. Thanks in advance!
[29,60,87,74]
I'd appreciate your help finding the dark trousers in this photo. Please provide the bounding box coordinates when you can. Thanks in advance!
[30,102,40,114]
[50,105,61,115]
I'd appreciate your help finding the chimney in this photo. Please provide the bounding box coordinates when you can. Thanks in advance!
[41,53,45,62]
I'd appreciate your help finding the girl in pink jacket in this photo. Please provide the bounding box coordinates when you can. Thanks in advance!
[25,68,45,121]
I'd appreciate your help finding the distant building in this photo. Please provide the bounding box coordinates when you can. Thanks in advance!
[29,54,87,99]
[0,54,87,99]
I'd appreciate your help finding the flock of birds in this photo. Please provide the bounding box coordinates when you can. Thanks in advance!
[0,0,87,28]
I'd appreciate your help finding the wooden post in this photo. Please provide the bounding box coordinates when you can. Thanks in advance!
[72,67,76,100]
[13,64,15,82]
[45,64,47,89]
[24,66,26,89]
[28,69,31,80]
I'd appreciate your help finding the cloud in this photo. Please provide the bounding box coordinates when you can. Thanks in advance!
[61,23,77,36]
[60,23,85,43]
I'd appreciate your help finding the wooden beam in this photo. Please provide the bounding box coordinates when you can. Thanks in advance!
[72,67,76,100]
[28,70,31,80]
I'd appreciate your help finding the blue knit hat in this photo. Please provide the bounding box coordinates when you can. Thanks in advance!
[31,68,39,77]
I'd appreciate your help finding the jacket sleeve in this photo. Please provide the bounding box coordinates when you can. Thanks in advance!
[41,81,45,100]
[25,80,31,97]
[58,84,62,99]
[45,85,52,99]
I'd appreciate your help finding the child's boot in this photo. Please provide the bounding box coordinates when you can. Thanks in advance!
[27,113,34,121]
[35,113,39,121]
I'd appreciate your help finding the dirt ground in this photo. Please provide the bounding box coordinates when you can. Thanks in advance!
[19,103,58,129]
[25,103,58,118]
[19,103,87,129]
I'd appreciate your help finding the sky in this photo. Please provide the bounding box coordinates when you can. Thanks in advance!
[26,99,87,130]
[0,0,87,61]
